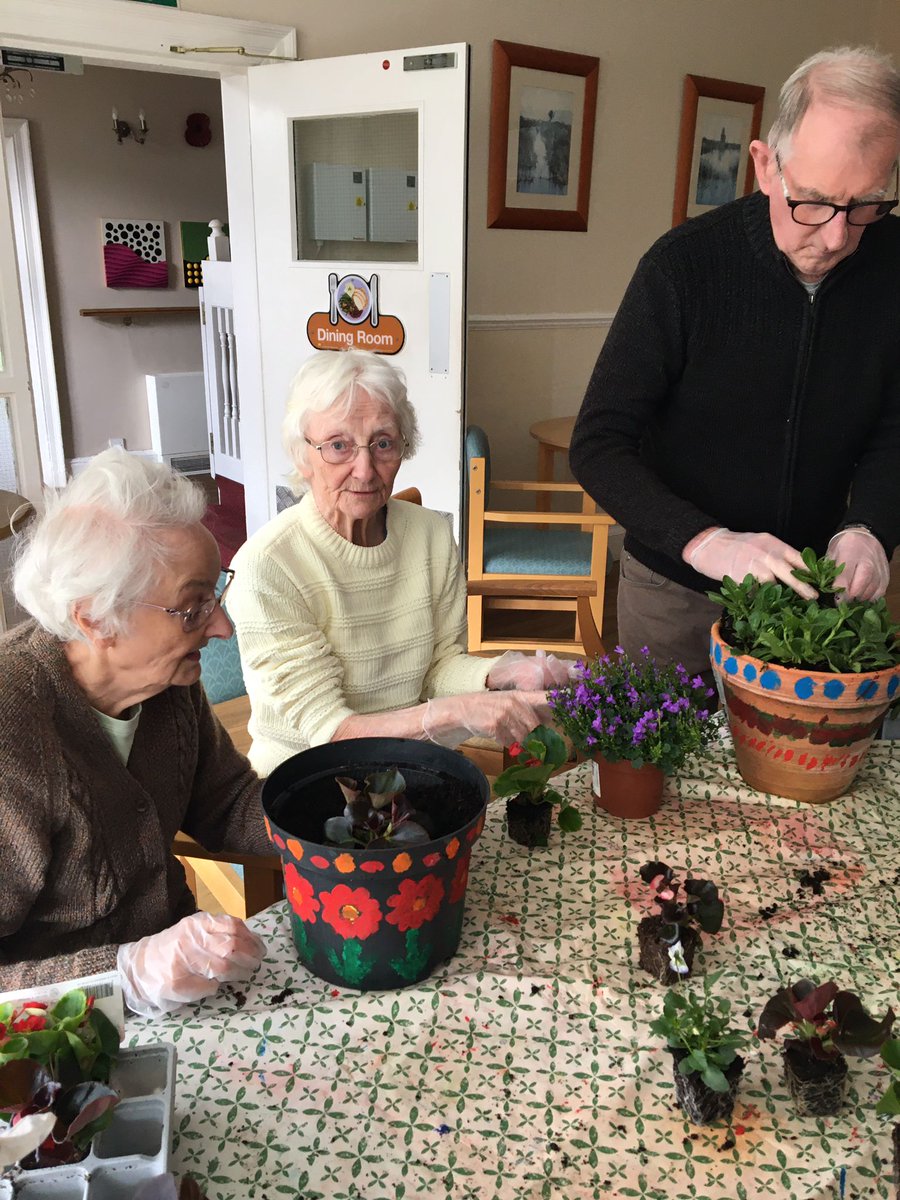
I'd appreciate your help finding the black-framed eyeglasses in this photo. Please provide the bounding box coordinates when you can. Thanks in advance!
[777,156,899,227]
[135,568,235,633]
[304,435,408,466]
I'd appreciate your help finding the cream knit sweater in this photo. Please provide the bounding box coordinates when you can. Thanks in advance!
[228,496,495,776]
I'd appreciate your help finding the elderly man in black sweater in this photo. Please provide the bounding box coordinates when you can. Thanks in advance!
[570,46,900,678]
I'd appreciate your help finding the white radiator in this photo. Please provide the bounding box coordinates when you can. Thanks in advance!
[145,372,210,475]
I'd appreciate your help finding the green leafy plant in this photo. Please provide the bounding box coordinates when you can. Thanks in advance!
[548,647,717,775]
[650,971,747,1093]
[709,549,900,673]
[875,1039,900,1116]
[493,725,582,833]
[324,769,432,848]
[0,989,121,1169]
[758,978,895,1060]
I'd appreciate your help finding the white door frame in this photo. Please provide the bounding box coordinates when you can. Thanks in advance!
[1,0,294,527]
[3,118,65,488]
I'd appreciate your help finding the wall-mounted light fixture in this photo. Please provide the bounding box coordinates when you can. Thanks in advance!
[112,108,148,145]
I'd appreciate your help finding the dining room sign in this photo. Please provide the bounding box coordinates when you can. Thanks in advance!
[306,271,405,354]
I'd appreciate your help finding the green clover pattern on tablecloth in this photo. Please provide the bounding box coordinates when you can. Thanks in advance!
[127,720,900,1199]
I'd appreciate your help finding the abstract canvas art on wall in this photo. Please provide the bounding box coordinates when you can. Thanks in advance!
[102,219,167,288]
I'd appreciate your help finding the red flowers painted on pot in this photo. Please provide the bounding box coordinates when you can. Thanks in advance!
[320,884,382,940]
[284,863,320,923]
[449,853,470,904]
[386,874,444,931]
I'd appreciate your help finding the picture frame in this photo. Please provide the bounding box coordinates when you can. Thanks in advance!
[672,74,765,227]
[487,40,600,231]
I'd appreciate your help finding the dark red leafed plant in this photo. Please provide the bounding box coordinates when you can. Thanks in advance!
[324,769,432,849]
[758,978,895,1060]
[639,861,725,942]
[0,989,121,1169]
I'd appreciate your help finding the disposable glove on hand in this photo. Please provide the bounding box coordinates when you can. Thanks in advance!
[827,528,890,601]
[686,528,816,599]
[487,649,576,690]
[422,690,553,749]
[117,911,266,1017]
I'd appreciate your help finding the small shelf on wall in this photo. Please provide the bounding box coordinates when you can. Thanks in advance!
[79,306,199,327]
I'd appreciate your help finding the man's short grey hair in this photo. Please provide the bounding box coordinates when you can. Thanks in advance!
[768,46,900,161]
[14,447,207,642]
[282,349,421,494]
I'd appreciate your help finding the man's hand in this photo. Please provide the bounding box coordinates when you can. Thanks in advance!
[827,527,890,600]
[684,527,817,600]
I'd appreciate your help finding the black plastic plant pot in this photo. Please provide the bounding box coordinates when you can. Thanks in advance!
[893,1123,899,1197]
[261,737,488,991]
[670,1048,744,1125]
[637,916,700,984]
[782,1044,848,1116]
[506,796,552,848]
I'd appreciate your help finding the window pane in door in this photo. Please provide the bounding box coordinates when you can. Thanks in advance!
[293,113,418,264]
[0,395,18,491]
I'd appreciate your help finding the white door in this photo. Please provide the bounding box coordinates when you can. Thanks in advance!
[247,44,468,530]
[199,260,242,484]
[0,110,43,504]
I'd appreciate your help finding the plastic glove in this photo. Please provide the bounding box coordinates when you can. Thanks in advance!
[827,527,890,600]
[487,649,576,691]
[685,527,816,599]
[422,690,553,749]
[117,912,266,1017]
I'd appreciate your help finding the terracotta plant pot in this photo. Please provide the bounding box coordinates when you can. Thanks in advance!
[506,796,552,848]
[591,754,665,819]
[638,916,700,984]
[670,1048,744,1124]
[710,622,899,803]
[782,1043,848,1116]
[261,737,488,991]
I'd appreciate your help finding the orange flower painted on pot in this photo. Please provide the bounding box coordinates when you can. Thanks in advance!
[386,875,445,931]
[392,851,412,874]
[284,862,319,923]
[264,815,273,842]
[273,834,286,850]
[334,853,356,874]
[445,837,460,860]
[287,838,304,862]
[320,884,382,940]
[449,852,471,904]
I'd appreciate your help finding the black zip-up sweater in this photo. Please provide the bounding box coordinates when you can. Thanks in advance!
[570,191,900,593]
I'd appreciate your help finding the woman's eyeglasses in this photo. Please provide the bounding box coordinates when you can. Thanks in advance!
[135,568,235,633]
[305,435,408,465]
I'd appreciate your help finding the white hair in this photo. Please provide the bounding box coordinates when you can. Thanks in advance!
[769,46,900,161]
[14,447,207,641]
[282,349,421,494]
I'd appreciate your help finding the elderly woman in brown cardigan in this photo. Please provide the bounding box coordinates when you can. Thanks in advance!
[0,449,267,1014]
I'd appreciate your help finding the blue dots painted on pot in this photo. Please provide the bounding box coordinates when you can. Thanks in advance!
[823,679,845,700]
[743,663,757,682]
[888,675,900,699]
[759,669,781,691]
[794,677,815,700]
[856,679,879,701]
[713,643,723,665]
[724,657,738,675]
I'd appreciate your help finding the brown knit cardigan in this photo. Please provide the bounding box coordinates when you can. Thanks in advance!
[0,621,271,990]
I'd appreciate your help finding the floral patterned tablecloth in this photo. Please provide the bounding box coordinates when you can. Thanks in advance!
[128,725,900,1200]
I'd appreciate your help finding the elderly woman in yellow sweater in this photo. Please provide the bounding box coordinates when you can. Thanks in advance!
[228,350,566,777]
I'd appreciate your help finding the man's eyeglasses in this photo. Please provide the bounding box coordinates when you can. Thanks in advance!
[305,435,408,466]
[135,568,234,633]
[777,156,899,227]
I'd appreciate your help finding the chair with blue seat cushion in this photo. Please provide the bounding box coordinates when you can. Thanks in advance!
[465,425,614,657]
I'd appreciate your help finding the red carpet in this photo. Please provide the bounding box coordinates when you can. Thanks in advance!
[202,476,246,568]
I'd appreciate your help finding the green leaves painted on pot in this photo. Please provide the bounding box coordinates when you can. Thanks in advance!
[709,550,900,673]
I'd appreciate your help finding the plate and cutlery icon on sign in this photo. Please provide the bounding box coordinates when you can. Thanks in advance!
[328,273,380,328]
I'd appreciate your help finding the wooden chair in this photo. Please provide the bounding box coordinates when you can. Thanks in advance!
[465,425,614,658]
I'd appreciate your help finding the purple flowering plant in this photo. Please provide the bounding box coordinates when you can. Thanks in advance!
[548,646,717,775]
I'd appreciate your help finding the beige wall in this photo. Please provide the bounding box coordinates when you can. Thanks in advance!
[1,65,226,459]
[181,0,899,481]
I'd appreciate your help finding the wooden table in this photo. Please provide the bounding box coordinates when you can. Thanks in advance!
[529,416,576,512]
[129,721,900,1199]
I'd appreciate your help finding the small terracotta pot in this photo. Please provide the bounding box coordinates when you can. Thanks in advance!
[710,622,899,804]
[591,754,665,819]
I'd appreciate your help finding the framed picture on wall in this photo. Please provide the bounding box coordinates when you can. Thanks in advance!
[672,74,766,226]
[487,39,600,231]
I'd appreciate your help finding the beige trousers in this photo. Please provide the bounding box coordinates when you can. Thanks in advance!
[616,550,721,684]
